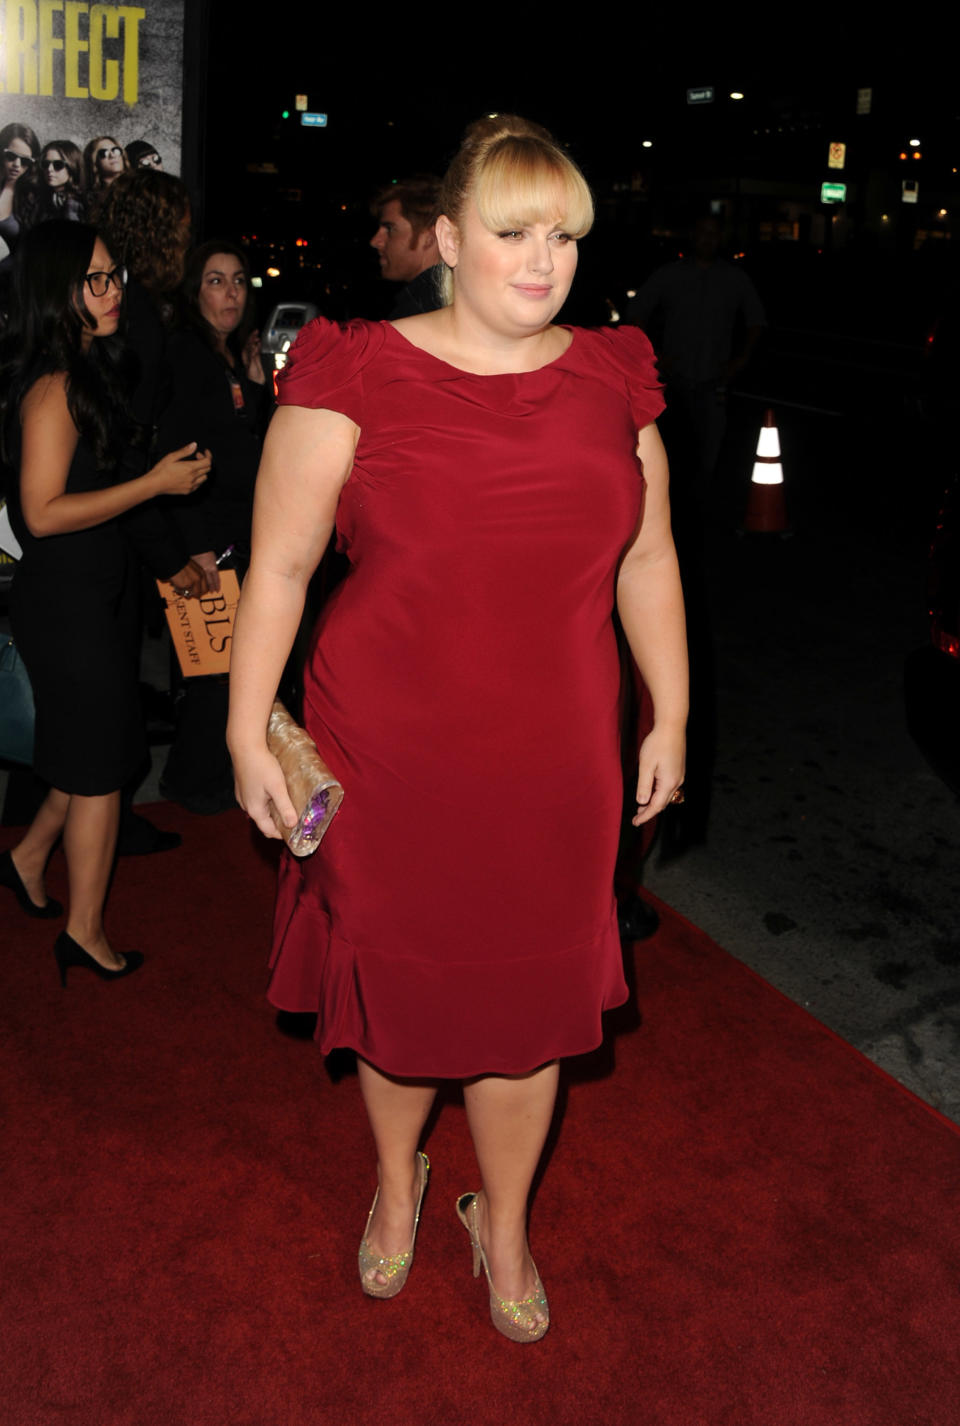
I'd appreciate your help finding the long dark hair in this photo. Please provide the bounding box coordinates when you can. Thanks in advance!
[180,239,256,358]
[0,221,131,471]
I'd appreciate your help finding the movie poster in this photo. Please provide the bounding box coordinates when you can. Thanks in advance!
[0,1,185,261]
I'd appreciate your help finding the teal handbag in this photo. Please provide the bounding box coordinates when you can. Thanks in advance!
[0,637,35,766]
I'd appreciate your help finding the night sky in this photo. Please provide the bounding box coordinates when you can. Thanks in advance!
[201,22,955,229]
[197,21,959,332]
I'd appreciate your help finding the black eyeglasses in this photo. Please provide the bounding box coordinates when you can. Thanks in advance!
[96,146,122,161]
[42,159,67,173]
[3,149,34,168]
[138,153,162,168]
[84,266,127,297]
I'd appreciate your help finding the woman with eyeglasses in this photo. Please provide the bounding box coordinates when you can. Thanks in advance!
[16,141,86,231]
[0,122,40,262]
[0,222,212,980]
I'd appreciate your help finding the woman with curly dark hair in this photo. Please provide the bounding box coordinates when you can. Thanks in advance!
[16,140,86,230]
[0,222,211,977]
[97,168,191,306]
[0,121,40,260]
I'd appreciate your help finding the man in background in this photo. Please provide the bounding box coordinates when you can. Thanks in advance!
[626,214,765,511]
[370,175,442,317]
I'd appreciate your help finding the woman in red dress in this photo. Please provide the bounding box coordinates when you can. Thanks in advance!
[228,116,687,1342]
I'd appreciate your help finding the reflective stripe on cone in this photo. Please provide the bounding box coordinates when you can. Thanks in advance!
[744,408,789,533]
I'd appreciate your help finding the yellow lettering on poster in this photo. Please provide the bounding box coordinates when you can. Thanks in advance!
[64,2,89,97]
[38,0,64,96]
[0,1,146,102]
[118,5,142,103]
[88,3,118,99]
[2,1,40,94]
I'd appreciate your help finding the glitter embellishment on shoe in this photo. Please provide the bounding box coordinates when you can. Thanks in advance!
[358,1150,430,1299]
[455,1192,549,1343]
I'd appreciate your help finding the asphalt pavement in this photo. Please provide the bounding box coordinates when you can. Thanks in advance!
[643,387,960,1124]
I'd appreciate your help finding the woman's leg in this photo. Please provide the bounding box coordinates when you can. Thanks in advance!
[9,786,70,906]
[62,789,124,969]
[462,1061,559,1316]
[356,1057,437,1288]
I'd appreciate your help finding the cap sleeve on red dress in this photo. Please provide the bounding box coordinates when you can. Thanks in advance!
[590,325,665,430]
[276,317,382,427]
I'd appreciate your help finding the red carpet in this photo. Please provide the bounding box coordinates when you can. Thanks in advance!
[3,806,959,1426]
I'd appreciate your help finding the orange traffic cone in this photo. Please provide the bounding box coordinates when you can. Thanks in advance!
[743,409,790,534]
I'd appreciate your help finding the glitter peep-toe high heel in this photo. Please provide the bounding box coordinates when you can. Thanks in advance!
[358,1150,430,1299]
[456,1191,549,1343]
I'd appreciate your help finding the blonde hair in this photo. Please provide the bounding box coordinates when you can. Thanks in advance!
[438,114,594,305]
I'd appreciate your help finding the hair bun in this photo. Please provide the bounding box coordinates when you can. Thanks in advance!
[459,114,556,149]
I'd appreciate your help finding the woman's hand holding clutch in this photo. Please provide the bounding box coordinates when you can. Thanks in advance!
[232,743,298,841]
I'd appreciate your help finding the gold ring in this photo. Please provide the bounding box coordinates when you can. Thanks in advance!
[669,787,685,805]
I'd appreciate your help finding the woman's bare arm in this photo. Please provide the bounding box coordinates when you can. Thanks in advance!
[227,404,359,837]
[19,374,210,536]
[616,421,688,824]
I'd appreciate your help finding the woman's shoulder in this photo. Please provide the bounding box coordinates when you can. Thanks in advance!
[22,369,70,415]
[564,325,664,426]
[282,316,385,375]
[277,316,386,414]
[567,323,658,372]
[19,371,78,455]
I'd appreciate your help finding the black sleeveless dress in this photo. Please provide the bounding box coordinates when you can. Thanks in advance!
[8,436,144,795]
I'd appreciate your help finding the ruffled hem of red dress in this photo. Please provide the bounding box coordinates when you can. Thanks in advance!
[267,855,629,1079]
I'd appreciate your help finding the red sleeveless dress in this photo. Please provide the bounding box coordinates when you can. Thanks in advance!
[267,319,664,1077]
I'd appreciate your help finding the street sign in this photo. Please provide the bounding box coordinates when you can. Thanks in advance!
[301,113,328,128]
[828,142,846,170]
[820,182,846,204]
[856,87,872,115]
[687,86,715,105]
[295,94,308,112]
[902,180,919,204]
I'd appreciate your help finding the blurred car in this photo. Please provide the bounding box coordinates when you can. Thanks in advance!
[904,474,960,795]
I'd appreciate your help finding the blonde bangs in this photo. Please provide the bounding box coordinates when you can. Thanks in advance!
[473,142,594,239]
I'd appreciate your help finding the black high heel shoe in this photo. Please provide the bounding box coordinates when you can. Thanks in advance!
[0,849,63,919]
[54,931,143,986]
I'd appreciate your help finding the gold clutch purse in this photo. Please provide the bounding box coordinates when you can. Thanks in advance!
[265,700,344,857]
